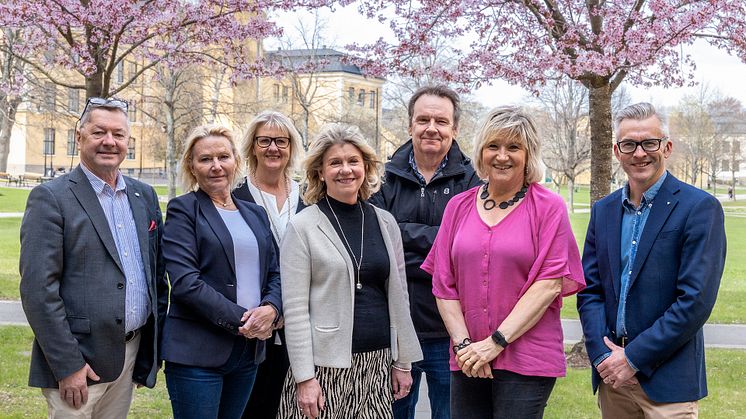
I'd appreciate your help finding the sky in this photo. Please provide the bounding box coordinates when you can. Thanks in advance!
[270,5,746,111]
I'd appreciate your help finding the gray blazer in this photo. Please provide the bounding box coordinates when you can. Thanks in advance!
[19,166,167,388]
[280,203,423,383]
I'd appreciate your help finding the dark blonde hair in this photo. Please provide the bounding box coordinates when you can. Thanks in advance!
[241,110,304,178]
[472,106,545,183]
[180,124,244,192]
[302,123,382,205]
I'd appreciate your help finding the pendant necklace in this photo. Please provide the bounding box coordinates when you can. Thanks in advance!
[481,183,528,210]
[211,196,233,208]
[252,174,291,241]
[325,195,364,290]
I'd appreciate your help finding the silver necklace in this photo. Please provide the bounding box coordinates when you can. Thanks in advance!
[251,174,291,241]
[325,195,364,290]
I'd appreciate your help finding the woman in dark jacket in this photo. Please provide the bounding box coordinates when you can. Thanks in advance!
[162,124,281,419]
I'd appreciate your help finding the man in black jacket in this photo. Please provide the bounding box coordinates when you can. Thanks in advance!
[371,85,481,419]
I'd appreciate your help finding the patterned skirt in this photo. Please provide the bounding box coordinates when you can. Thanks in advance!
[276,348,394,419]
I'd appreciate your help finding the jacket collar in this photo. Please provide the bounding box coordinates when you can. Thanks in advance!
[386,139,471,182]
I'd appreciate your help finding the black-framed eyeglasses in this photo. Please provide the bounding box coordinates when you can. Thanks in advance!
[80,97,129,119]
[616,138,667,154]
[255,136,290,149]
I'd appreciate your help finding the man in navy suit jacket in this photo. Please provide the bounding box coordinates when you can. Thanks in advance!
[577,102,726,417]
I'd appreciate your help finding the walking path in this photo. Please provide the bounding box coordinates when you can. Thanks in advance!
[4,300,743,348]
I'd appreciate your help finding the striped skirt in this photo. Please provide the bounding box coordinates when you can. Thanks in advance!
[276,348,394,419]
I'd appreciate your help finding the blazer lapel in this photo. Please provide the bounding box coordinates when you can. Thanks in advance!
[69,166,124,274]
[196,190,236,277]
[603,193,623,300]
[126,179,151,284]
[628,177,679,290]
[314,206,356,297]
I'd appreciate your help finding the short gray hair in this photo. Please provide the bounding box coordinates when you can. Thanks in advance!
[614,102,669,138]
[79,100,130,131]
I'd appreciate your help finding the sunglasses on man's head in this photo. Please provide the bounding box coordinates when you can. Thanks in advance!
[80,97,129,119]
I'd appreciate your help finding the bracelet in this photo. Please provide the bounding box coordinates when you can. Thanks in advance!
[452,338,472,355]
[392,365,411,372]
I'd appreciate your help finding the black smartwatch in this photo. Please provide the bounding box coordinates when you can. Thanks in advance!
[491,330,509,349]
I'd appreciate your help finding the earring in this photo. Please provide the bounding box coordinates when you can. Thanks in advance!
[320,177,325,182]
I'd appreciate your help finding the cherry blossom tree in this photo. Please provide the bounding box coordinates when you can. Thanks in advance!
[0,0,329,99]
[351,0,746,202]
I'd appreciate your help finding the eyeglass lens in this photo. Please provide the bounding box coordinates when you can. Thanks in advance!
[618,139,662,153]
[256,136,290,148]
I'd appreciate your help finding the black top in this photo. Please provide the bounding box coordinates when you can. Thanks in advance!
[318,196,391,353]
[369,139,482,339]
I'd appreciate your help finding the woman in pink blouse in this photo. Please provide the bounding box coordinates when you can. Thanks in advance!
[422,106,585,418]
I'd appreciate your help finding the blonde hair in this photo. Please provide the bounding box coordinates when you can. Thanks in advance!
[180,124,245,192]
[302,123,383,205]
[240,110,304,178]
[472,106,545,184]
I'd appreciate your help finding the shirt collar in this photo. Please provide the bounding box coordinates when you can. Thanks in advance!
[622,171,667,209]
[80,163,126,194]
[408,149,448,182]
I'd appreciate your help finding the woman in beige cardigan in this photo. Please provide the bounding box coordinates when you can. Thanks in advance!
[277,124,423,419]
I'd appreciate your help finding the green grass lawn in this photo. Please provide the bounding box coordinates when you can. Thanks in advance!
[0,326,742,418]
[0,218,21,299]
[0,187,30,213]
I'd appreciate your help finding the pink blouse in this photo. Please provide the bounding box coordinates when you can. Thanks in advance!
[421,183,585,377]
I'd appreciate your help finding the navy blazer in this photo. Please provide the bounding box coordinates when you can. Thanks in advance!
[577,173,726,403]
[161,189,282,367]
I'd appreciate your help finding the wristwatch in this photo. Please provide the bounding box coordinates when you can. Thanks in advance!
[491,330,509,349]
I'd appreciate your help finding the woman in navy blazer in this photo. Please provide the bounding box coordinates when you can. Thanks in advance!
[162,124,282,419]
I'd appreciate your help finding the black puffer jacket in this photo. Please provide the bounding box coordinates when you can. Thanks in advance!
[370,140,481,339]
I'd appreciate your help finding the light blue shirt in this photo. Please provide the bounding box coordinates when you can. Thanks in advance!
[216,208,261,310]
[593,171,668,370]
[81,164,149,333]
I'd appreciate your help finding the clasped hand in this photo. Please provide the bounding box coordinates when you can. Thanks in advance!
[456,337,502,378]
[238,305,276,340]
[597,336,639,389]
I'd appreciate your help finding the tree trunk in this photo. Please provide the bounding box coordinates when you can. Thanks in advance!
[588,84,613,204]
[0,96,20,172]
[568,177,575,213]
[85,69,105,99]
[164,82,178,200]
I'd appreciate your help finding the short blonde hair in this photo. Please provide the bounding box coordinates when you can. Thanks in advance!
[241,110,304,178]
[472,106,545,184]
[302,123,383,205]
[180,124,245,193]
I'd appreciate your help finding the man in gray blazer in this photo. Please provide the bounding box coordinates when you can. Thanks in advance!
[19,97,167,417]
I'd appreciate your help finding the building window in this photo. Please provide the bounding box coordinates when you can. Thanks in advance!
[129,61,138,79]
[44,82,56,111]
[116,61,124,84]
[44,128,55,155]
[130,101,137,122]
[68,89,79,114]
[734,140,741,154]
[722,160,730,172]
[273,84,280,101]
[348,87,355,101]
[357,89,365,106]
[127,138,136,160]
[67,129,76,156]
[282,86,289,103]
[369,91,376,109]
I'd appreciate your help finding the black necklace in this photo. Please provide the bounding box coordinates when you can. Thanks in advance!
[481,183,528,210]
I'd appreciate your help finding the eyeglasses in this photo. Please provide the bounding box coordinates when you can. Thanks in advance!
[616,138,667,154]
[255,136,290,149]
[80,97,128,118]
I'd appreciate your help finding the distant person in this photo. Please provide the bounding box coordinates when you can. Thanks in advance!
[577,102,726,417]
[728,186,733,200]
[20,97,167,417]
[235,111,306,419]
[161,124,282,418]
[54,167,66,178]
[370,85,481,419]
[423,106,584,418]
[277,124,422,419]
